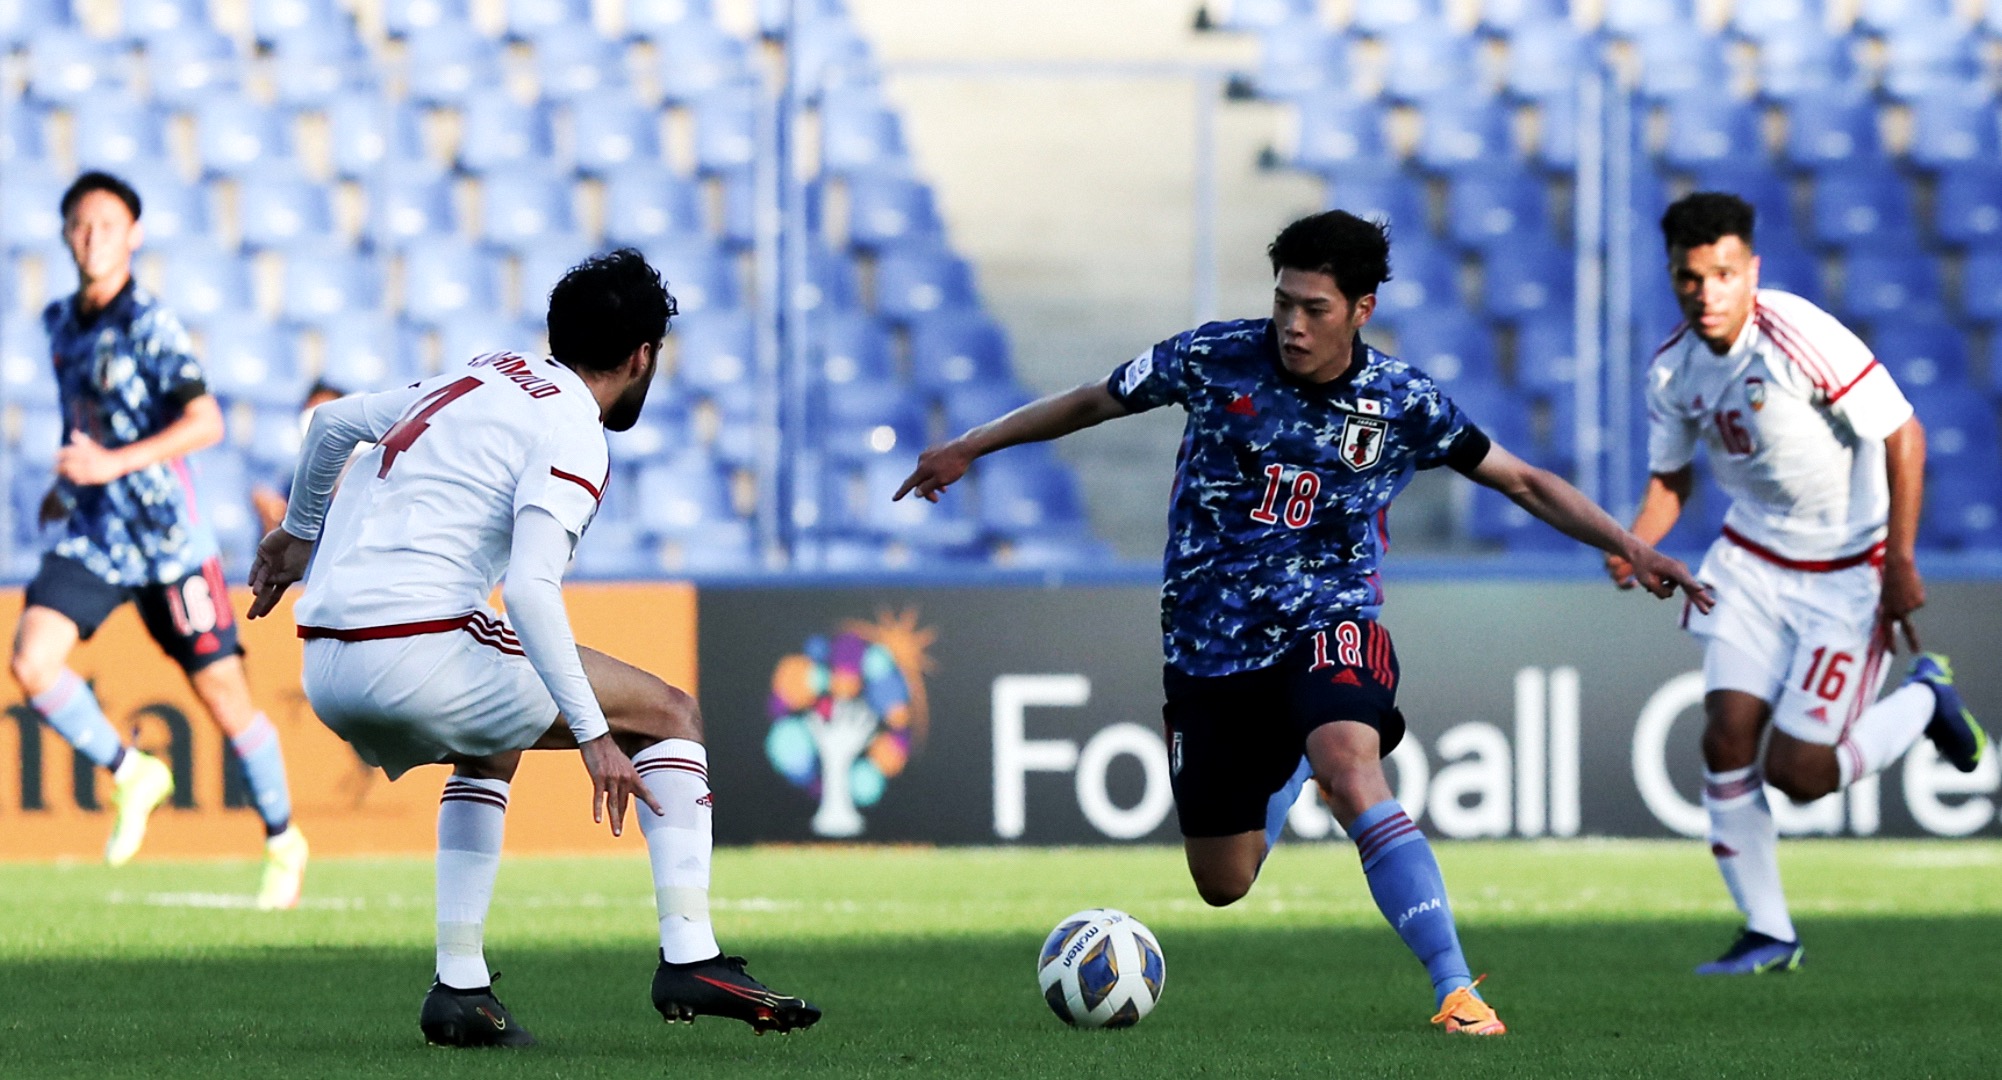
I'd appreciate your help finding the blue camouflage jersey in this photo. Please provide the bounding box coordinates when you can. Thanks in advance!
[1108,318,1488,677]
[42,281,219,586]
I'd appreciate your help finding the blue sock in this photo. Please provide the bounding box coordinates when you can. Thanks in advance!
[33,670,125,771]
[1262,757,1312,852]
[1350,799,1473,1007]
[231,715,293,837]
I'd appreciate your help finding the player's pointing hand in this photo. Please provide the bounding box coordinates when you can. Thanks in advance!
[579,734,661,838]
[895,439,976,503]
[1624,541,1714,613]
[246,527,316,620]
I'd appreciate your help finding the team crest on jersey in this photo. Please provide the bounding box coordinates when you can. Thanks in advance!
[1338,415,1388,470]
[1744,376,1766,412]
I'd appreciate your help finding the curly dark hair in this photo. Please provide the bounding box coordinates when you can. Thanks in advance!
[61,170,142,221]
[1661,192,1755,252]
[546,248,677,372]
[1267,210,1393,303]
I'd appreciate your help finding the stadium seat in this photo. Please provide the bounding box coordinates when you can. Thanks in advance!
[202,314,303,406]
[195,96,292,175]
[1,321,61,408]
[1322,161,1426,232]
[1904,383,1997,481]
[1781,95,1880,168]
[515,237,600,315]
[1393,308,1495,383]
[1378,24,1477,104]
[635,456,737,538]
[1755,25,1857,102]
[369,163,456,241]
[267,33,363,108]
[1869,321,1967,392]
[788,15,874,98]
[125,0,205,42]
[1479,0,1566,34]
[280,240,377,322]
[1600,0,1693,36]
[627,0,714,37]
[1249,23,1353,100]
[1414,96,1513,172]
[457,98,554,172]
[435,312,536,368]
[798,245,860,313]
[1959,249,2002,323]
[853,457,979,546]
[1809,166,1914,246]
[1199,0,1313,32]
[1880,20,1981,100]
[1933,165,2002,247]
[505,0,586,40]
[1375,235,1459,316]
[1840,248,1943,322]
[570,519,656,577]
[534,23,624,100]
[1686,162,1796,234]
[71,98,164,171]
[1,0,69,49]
[844,171,942,250]
[651,18,749,103]
[942,381,1030,436]
[641,234,738,314]
[874,242,974,321]
[404,23,501,106]
[1348,0,1434,34]
[603,165,705,244]
[1729,0,1821,41]
[326,93,425,177]
[1285,93,1386,173]
[237,169,335,248]
[400,240,496,322]
[1660,93,1763,168]
[12,406,64,462]
[1,102,45,165]
[26,29,121,104]
[818,379,926,462]
[909,308,1009,391]
[192,448,257,567]
[693,84,760,172]
[712,165,757,247]
[814,309,894,385]
[1482,233,1571,320]
[383,0,466,38]
[570,91,660,173]
[1503,20,1590,102]
[318,315,417,389]
[1469,481,1573,551]
[244,405,303,472]
[1749,235,1822,302]
[1443,167,1546,248]
[674,308,755,389]
[0,163,64,247]
[1905,89,1999,170]
[479,169,575,247]
[977,454,1086,534]
[1921,469,2002,550]
[821,86,906,174]
[1530,90,1577,169]
[1632,27,1731,102]
[144,28,241,109]
[160,242,252,322]
[1514,313,1575,393]
[607,406,688,465]
[250,0,341,44]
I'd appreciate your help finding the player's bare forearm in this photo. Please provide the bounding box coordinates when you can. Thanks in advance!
[1880,416,1927,647]
[56,395,223,485]
[1629,467,1693,547]
[896,381,1128,502]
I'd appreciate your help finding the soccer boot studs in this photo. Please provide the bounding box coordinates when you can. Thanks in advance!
[420,979,537,1048]
[651,953,822,1034]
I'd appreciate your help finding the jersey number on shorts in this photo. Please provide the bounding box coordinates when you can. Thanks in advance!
[1800,647,1854,701]
[1713,408,1756,456]
[377,376,484,477]
[1250,464,1321,528]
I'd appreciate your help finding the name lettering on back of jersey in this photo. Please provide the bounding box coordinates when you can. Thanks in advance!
[1338,415,1387,470]
[469,352,562,398]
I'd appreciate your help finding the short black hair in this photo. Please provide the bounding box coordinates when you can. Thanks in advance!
[61,171,142,221]
[1661,192,1755,252]
[546,248,676,372]
[1267,210,1393,303]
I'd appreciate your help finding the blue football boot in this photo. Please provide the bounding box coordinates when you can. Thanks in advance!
[1907,654,1988,774]
[1695,929,1804,976]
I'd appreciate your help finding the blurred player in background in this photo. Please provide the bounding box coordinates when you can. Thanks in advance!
[246,249,820,1047]
[7,171,307,907]
[899,211,1711,1035]
[1611,193,1989,976]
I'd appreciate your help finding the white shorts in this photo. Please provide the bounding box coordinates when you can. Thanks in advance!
[1682,534,1892,746]
[302,612,557,780]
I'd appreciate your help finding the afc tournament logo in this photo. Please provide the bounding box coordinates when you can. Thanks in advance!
[763,610,934,837]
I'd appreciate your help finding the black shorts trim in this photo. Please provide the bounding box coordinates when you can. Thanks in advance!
[24,553,243,674]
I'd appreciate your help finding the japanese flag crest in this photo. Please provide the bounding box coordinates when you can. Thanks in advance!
[1339,414,1388,470]
[1744,375,1766,412]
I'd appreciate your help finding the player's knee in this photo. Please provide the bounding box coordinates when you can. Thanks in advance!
[622,678,704,749]
[1699,722,1759,772]
[1190,867,1252,907]
[1314,764,1381,822]
[1764,755,1834,802]
[8,648,57,698]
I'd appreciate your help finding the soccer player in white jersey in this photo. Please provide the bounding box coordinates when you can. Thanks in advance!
[1607,194,1988,975]
[245,250,820,1045]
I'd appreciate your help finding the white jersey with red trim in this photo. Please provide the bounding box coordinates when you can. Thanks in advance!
[294,352,609,632]
[1645,289,1914,562]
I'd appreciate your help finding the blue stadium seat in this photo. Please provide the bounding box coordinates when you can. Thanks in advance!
[1957,250,2002,323]
[790,244,857,313]
[383,0,466,38]
[480,169,574,247]
[1,321,61,408]
[693,84,759,172]
[280,239,376,322]
[821,86,906,174]
[815,309,894,385]
[160,242,251,322]
[1375,235,1459,317]
[144,28,241,108]
[607,406,688,465]
[909,308,1009,391]
[1750,235,1822,302]
[819,379,925,462]
[192,448,256,567]
[1503,20,1589,102]
[13,406,65,462]
[534,23,624,101]
[1393,308,1495,383]
[1286,93,1385,172]
[1601,0,1693,36]
[1881,20,1981,100]
[570,519,655,577]
[318,315,417,389]
[874,242,975,321]
[636,456,735,539]
[1840,248,1943,321]
[1,102,46,165]
[1755,25,1856,102]
[1444,167,1546,248]
[1921,469,2002,550]
[1633,27,1730,101]
[327,93,425,177]
[125,0,205,42]
[435,312,534,368]
[1905,382,1998,486]
[571,91,659,173]
[603,165,704,244]
[1378,24,1477,103]
[1531,90,1578,169]
[1482,233,1571,320]
[515,237,599,315]
[237,169,335,247]
[845,171,942,250]
[854,457,979,547]
[244,404,305,476]
[642,234,738,314]
[1480,0,1566,33]
[712,165,756,247]
[1,0,70,49]
[1514,313,1575,393]
[26,30,122,104]
[369,163,456,241]
[1729,0,1822,41]
[1414,96,1513,171]
[977,453,1085,535]
[457,97,553,172]
[251,0,341,43]
[1,163,65,246]
[1470,481,1573,551]
[1870,321,1967,392]
[1251,23,1353,100]
[202,314,303,405]
[1810,166,1915,247]
[1660,93,1763,168]
[1906,89,1999,169]
[942,381,1030,436]
[651,18,748,103]
[1781,95,1880,168]
[404,23,500,106]
[1203,0,1314,32]
[789,16,874,98]
[401,239,496,322]
[1322,161,1425,232]
[1933,165,2002,247]
[196,96,291,175]
[675,308,754,389]
[1350,0,1436,33]
[505,0,585,40]
[627,0,715,37]
[71,98,165,170]
[1687,162,1797,234]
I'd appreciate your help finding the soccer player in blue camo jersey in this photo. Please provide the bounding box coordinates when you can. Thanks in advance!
[898,212,1712,1034]
[7,172,308,906]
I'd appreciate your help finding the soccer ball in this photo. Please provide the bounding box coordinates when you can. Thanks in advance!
[1036,908,1165,1028]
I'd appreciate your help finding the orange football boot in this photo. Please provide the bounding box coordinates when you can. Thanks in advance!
[1430,976,1506,1036]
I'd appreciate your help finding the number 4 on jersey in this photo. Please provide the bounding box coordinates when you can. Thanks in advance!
[377,376,483,478]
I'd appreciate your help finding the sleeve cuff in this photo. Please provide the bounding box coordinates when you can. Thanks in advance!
[1444,424,1492,476]
[168,380,209,407]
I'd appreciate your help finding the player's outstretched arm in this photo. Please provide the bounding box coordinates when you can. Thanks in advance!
[1470,442,1713,611]
[895,380,1130,503]
[1605,466,1693,589]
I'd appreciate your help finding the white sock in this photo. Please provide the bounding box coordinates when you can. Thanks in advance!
[1703,766,1796,943]
[1837,684,1935,788]
[436,776,509,989]
[634,739,719,964]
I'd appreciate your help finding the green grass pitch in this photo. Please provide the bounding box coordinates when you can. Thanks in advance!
[2,841,1998,1079]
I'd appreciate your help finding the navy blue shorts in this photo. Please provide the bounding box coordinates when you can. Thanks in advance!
[24,553,243,674]
[1162,622,1405,838]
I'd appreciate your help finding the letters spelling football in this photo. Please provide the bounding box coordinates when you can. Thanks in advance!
[1035,908,1166,1028]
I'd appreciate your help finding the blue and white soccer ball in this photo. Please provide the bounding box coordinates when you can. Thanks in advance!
[1036,908,1165,1028]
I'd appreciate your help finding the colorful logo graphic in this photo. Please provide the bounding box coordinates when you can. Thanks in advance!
[763,610,934,837]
